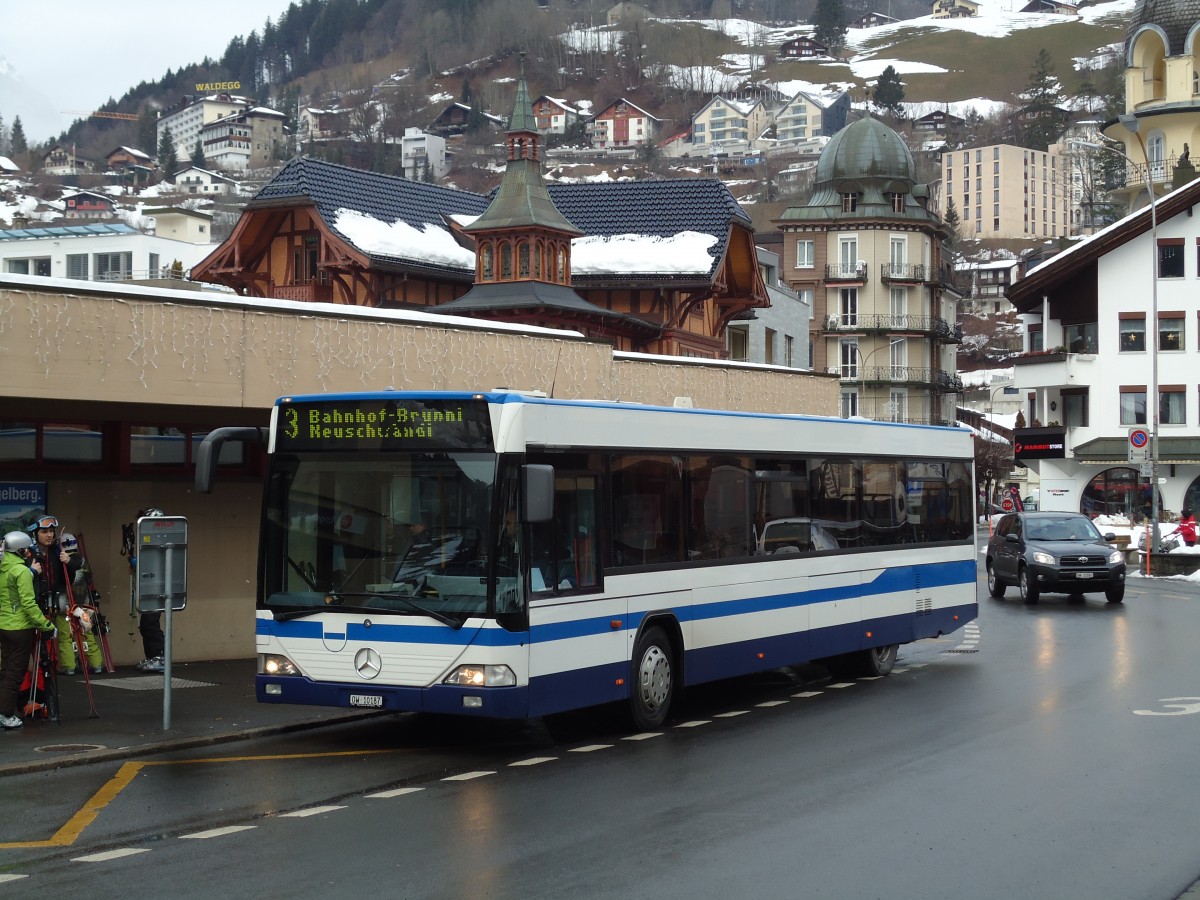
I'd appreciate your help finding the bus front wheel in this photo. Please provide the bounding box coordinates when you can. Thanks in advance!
[629,626,674,730]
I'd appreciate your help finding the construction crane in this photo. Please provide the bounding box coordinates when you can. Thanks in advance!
[61,110,141,121]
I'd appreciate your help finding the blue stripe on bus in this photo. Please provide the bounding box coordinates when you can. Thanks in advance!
[257,559,976,648]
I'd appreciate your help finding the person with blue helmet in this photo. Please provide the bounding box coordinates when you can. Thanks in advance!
[1,531,56,729]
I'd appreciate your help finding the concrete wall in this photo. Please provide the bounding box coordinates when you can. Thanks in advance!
[0,275,836,662]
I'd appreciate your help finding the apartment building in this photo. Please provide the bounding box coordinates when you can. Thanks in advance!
[776,115,962,426]
[941,143,1071,240]
[1008,177,1200,518]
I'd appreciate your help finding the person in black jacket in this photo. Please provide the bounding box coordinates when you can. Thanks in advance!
[29,514,101,676]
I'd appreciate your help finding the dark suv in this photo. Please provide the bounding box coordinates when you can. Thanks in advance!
[986,512,1126,604]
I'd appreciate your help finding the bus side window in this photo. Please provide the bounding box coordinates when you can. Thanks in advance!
[530,473,599,591]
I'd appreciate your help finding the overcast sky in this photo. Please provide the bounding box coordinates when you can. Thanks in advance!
[1,0,292,137]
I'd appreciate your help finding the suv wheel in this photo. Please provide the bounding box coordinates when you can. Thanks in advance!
[986,562,1006,598]
[1018,565,1039,604]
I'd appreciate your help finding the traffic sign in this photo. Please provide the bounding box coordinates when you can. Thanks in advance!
[1002,497,1014,511]
[1128,427,1150,463]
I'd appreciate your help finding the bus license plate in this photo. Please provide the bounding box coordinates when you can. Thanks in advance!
[1075,572,1093,579]
[350,694,383,708]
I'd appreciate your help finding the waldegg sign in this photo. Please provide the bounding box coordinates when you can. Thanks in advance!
[195,81,241,92]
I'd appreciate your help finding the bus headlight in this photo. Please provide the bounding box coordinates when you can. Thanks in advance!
[259,653,300,676]
[443,664,516,687]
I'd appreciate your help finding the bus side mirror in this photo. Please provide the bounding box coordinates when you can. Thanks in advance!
[195,426,268,494]
[521,464,554,523]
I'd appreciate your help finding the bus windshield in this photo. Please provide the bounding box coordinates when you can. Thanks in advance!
[261,452,504,620]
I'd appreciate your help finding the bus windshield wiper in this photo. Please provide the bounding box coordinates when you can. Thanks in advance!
[324,591,465,630]
[274,603,377,622]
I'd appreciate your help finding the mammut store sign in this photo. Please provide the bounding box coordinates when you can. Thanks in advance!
[1014,427,1067,460]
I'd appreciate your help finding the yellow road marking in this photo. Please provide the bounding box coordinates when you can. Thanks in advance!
[0,749,401,849]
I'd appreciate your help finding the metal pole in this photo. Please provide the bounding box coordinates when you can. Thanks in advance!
[163,544,173,731]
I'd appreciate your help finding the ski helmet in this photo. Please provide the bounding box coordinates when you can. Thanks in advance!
[3,531,33,553]
[60,532,78,553]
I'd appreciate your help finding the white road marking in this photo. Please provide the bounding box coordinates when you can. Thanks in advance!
[827,682,856,689]
[714,710,749,718]
[569,744,613,752]
[180,825,257,840]
[442,771,495,781]
[367,787,426,798]
[755,700,788,707]
[510,757,557,766]
[622,732,663,740]
[792,691,823,698]
[675,720,711,728]
[858,676,883,681]
[279,805,347,817]
[0,875,29,883]
[73,848,151,863]
[891,667,910,674]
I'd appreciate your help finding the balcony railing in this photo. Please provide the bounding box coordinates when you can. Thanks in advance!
[273,282,334,302]
[824,263,868,283]
[880,262,925,283]
[822,314,960,342]
[841,366,961,389]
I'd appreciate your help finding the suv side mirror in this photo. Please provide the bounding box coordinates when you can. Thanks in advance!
[1005,533,1020,544]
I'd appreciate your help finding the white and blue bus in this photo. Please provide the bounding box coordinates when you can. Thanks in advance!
[198,391,978,729]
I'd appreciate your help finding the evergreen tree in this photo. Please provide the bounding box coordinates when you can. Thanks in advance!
[810,0,847,56]
[1017,49,1069,151]
[873,66,905,117]
[944,196,961,235]
[137,108,157,155]
[157,125,178,177]
[10,116,27,157]
[191,141,206,169]
[0,114,6,155]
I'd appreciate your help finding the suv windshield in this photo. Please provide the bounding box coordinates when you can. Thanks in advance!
[262,452,500,618]
[1024,516,1101,542]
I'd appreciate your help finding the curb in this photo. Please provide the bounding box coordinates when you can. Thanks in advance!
[0,710,386,778]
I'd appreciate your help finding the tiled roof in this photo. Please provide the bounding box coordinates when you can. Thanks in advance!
[548,179,749,278]
[1130,0,1200,55]
[251,155,490,240]
[249,157,747,280]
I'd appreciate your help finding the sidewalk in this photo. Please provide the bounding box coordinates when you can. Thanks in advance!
[0,659,377,777]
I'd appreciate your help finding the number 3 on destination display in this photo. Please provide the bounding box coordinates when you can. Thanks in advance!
[1133,697,1200,716]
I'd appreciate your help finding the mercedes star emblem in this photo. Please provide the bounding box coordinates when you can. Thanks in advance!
[354,647,382,680]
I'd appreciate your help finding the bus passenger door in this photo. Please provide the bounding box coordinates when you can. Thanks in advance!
[525,471,624,717]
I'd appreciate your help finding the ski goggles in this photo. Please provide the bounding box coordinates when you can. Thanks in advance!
[32,516,59,532]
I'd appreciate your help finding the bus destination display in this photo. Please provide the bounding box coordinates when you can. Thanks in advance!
[277,399,493,451]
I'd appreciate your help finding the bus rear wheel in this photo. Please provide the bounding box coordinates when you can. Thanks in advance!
[860,644,898,676]
[629,626,674,730]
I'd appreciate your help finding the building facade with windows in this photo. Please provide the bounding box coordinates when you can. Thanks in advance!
[941,143,1071,240]
[157,94,248,165]
[773,90,851,147]
[775,114,962,425]
[690,96,769,155]
[589,98,660,150]
[725,247,812,368]
[0,220,214,282]
[1103,0,1200,212]
[1007,176,1200,519]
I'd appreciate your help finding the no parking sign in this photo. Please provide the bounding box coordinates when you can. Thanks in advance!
[1128,428,1150,463]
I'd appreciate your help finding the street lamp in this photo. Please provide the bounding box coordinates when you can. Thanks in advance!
[1118,114,1162,568]
[1073,125,1161,565]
